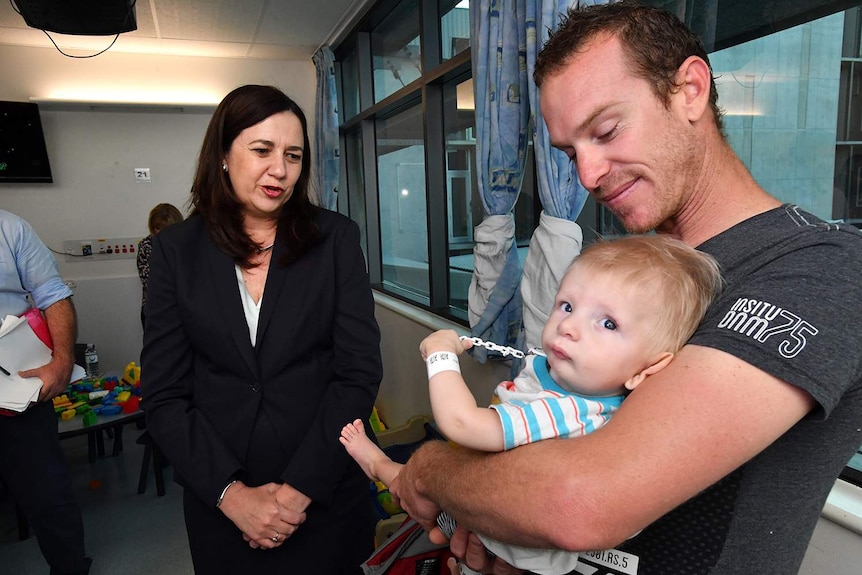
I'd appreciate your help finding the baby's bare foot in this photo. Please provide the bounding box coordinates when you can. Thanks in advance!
[340,419,388,481]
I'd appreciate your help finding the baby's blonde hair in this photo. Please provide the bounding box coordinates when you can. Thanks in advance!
[572,235,723,353]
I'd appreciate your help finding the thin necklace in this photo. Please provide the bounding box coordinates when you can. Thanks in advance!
[256,242,275,253]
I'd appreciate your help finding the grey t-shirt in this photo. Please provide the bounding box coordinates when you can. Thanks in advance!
[597,205,862,575]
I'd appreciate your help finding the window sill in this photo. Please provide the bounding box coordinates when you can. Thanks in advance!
[373,290,467,334]
[822,479,862,535]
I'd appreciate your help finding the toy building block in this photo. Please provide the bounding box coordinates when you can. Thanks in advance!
[99,404,122,416]
[122,395,140,413]
[82,411,98,427]
[61,409,77,421]
[369,406,387,433]
[122,361,141,386]
[53,394,71,409]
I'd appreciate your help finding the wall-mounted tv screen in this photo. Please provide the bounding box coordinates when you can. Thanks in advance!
[0,101,53,184]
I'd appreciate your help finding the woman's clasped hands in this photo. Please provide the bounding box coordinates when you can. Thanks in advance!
[217,480,311,549]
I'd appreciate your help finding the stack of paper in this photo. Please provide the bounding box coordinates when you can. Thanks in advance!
[0,314,54,411]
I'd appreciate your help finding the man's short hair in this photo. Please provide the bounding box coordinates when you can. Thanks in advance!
[534,0,724,134]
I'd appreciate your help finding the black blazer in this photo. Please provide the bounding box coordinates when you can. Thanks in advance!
[141,210,382,509]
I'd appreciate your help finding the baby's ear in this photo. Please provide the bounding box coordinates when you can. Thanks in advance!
[624,352,674,391]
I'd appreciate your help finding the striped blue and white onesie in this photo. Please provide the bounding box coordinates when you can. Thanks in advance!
[491,354,624,450]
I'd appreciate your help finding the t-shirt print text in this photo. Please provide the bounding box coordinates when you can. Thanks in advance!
[717,298,818,359]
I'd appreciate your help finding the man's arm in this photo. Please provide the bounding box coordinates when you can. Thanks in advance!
[19,298,77,401]
[390,344,815,552]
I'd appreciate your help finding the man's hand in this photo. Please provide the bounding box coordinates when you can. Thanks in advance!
[389,442,446,532]
[31,298,77,402]
[20,357,73,401]
[447,527,525,575]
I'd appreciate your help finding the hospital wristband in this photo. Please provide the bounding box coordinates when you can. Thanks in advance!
[426,351,460,379]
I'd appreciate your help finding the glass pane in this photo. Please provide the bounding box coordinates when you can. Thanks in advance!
[444,77,477,313]
[709,11,845,221]
[834,144,862,220]
[376,103,429,300]
[371,0,422,104]
[441,0,470,61]
[341,49,360,120]
[344,129,368,257]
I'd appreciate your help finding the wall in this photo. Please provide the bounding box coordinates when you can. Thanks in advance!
[373,292,509,427]
[0,43,316,369]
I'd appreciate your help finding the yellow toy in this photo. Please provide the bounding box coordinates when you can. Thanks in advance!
[122,361,141,386]
[374,480,403,516]
[53,394,72,409]
[369,406,386,433]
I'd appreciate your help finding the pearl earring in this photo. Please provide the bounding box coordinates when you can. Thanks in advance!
[222,162,228,172]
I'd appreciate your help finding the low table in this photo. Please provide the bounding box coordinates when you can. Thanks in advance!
[58,408,144,462]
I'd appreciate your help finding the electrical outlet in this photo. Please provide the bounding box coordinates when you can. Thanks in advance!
[63,237,142,262]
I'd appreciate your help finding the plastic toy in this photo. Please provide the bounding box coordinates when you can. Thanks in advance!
[95,404,122,416]
[55,360,144,423]
[371,480,404,518]
[122,361,141,386]
[82,411,98,426]
[122,395,140,414]
[369,406,386,433]
[53,394,72,411]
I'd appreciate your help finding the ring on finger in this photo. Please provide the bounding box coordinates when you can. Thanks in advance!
[271,532,280,543]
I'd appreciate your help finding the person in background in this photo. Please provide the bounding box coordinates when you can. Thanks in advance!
[0,209,91,575]
[342,235,722,575]
[137,203,183,328]
[389,2,862,574]
[141,85,382,574]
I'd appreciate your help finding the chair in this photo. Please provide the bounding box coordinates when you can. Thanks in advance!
[136,430,166,496]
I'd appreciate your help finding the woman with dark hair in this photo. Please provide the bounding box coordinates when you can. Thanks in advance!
[141,85,382,574]
[137,202,183,328]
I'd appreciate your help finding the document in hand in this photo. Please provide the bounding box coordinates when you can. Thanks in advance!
[0,314,53,411]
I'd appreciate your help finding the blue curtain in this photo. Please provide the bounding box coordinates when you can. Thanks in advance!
[526,0,593,222]
[468,0,531,363]
[312,46,339,211]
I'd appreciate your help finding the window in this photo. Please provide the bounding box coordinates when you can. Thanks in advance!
[344,129,368,255]
[337,0,541,321]
[443,78,477,312]
[835,8,862,223]
[376,103,429,301]
[371,0,422,104]
[341,50,361,120]
[441,0,470,61]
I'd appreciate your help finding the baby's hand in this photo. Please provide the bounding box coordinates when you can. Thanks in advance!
[419,329,468,360]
